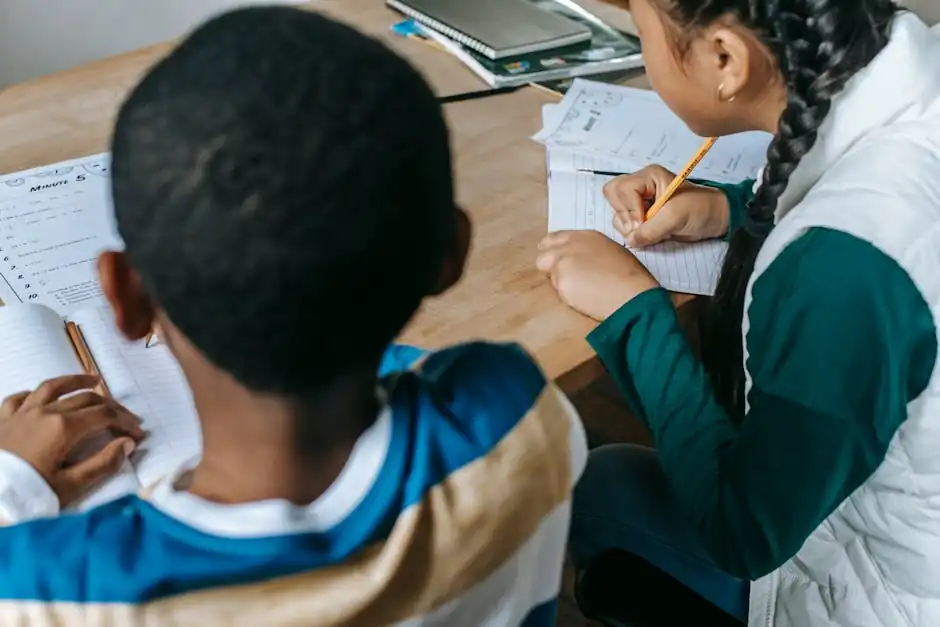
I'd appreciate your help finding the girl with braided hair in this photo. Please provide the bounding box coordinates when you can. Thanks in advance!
[537,0,940,625]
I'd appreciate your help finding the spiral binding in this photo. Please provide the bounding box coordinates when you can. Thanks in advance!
[387,0,498,59]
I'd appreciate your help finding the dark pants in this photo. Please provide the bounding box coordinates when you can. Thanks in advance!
[569,444,750,623]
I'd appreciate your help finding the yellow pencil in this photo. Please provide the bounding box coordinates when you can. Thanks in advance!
[645,137,718,222]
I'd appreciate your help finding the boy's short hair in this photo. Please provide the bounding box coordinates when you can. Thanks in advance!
[111,7,455,396]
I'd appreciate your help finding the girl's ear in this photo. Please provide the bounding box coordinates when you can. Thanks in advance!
[703,25,755,103]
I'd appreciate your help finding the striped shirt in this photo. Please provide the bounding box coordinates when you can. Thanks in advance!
[0,343,587,626]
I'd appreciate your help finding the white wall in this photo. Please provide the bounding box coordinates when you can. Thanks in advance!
[0,0,306,87]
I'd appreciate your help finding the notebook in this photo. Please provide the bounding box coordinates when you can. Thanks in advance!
[393,0,643,88]
[0,303,201,511]
[386,0,592,60]
[547,169,729,295]
[537,84,772,295]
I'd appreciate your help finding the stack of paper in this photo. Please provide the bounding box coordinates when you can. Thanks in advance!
[533,80,772,295]
[391,0,644,88]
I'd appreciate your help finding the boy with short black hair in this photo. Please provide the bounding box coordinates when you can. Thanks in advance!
[0,7,586,625]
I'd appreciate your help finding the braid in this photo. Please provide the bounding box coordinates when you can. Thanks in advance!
[662,0,898,418]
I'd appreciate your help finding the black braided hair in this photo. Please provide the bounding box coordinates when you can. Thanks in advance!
[658,0,899,419]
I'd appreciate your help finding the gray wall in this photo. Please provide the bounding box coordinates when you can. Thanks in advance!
[0,0,307,87]
[905,0,940,25]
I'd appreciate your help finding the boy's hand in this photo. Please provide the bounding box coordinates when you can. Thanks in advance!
[0,375,145,508]
[537,231,660,321]
[603,165,730,247]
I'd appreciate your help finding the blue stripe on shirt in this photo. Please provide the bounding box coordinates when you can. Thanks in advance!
[378,344,426,376]
[0,342,549,603]
[520,599,558,626]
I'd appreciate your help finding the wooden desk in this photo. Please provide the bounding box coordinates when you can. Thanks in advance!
[0,0,692,394]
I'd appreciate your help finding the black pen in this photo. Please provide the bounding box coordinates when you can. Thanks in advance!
[438,85,522,104]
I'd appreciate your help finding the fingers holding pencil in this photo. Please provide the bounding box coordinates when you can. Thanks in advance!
[645,137,717,222]
[605,167,733,247]
[604,165,697,247]
[603,137,728,247]
[603,165,676,233]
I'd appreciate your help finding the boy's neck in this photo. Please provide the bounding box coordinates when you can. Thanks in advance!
[182,363,380,506]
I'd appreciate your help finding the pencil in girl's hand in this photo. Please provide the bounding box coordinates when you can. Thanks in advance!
[645,137,718,222]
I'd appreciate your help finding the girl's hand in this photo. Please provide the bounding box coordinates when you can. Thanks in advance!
[537,231,660,321]
[603,165,730,247]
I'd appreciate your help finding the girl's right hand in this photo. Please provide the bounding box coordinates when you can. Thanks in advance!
[603,165,731,247]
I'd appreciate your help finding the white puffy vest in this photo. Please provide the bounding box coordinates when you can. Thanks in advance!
[742,14,940,627]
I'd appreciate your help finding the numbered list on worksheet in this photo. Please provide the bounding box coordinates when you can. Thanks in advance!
[0,154,122,316]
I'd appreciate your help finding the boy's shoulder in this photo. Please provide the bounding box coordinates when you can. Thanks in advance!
[386,341,552,437]
[420,341,547,399]
[386,341,547,392]
[384,341,585,499]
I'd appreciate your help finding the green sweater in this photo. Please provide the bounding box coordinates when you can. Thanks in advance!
[588,180,938,580]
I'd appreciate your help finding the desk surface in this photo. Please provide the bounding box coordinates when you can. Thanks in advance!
[0,0,688,391]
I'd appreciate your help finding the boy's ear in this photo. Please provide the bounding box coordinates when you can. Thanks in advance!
[97,251,156,341]
[430,207,472,296]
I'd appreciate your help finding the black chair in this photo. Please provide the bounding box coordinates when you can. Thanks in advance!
[574,550,745,627]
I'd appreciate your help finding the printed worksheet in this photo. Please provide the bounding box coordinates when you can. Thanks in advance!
[0,154,122,315]
[536,81,771,183]
[548,170,727,295]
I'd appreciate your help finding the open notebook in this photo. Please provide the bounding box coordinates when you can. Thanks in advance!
[537,82,771,295]
[0,304,200,511]
[548,169,728,295]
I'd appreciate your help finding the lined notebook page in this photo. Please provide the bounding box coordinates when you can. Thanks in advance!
[548,171,726,295]
[0,304,140,511]
[71,307,201,487]
[0,304,82,399]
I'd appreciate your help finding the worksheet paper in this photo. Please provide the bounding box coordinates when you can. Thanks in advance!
[538,89,770,295]
[535,81,771,183]
[0,154,121,316]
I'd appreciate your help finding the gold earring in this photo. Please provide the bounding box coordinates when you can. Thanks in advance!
[717,83,737,103]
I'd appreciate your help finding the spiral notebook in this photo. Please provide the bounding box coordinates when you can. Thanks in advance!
[386,0,592,60]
